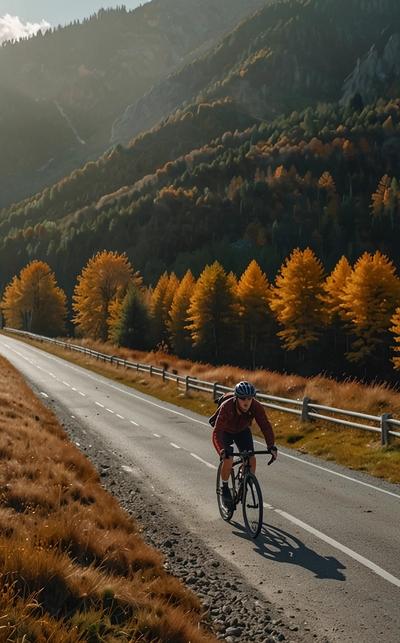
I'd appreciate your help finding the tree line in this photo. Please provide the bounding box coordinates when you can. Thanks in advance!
[3,248,400,382]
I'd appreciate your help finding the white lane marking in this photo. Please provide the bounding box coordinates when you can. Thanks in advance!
[78,391,85,396]
[106,408,114,414]
[122,465,134,473]
[190,453,217,470]
[130,420,139,426]
[40,392,49,398]
[4,340,399,500]
[95,402,104,408]
[153,433,161,437]
[106,381,207,425]
[62,381,70,387]
[264,502,400,588]
[171,443,181,449]
[253,439,400,500]
[117,414,124,419]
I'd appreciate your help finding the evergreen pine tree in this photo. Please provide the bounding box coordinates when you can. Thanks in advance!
[110,286,150,350]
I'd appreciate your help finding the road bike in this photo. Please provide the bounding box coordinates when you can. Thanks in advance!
[216,449,275,538]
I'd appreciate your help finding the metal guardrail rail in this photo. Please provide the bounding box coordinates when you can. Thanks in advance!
[4,328,400,445]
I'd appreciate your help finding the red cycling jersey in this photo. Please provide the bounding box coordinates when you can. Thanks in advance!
[212,397,275,455]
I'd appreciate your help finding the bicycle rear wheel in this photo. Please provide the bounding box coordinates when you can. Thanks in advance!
[242,473,263,538]
[216,461,235,521]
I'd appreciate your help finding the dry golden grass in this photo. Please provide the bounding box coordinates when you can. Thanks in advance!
[26,335,400,484]
[0,355,219,642]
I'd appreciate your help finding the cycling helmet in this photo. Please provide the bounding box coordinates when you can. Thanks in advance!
[234,380,256,398]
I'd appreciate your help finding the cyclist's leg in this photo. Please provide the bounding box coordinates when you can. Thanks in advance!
[216,433,235,511]
[220,432,234,481]
[233,427,256,474]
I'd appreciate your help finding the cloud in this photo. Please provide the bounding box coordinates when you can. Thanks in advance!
[0,14,51,45]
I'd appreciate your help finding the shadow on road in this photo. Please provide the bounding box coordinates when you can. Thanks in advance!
[232,522,346,581]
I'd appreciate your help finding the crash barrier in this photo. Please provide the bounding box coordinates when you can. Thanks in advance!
[4,328,400,446]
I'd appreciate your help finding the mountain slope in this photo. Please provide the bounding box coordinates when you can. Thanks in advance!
[0,0,267,208]
[112,0,400,145]
[0,85,85,206]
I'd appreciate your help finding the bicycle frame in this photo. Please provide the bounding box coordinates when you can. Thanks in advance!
[230,449,271,501]
[216,449,273,538]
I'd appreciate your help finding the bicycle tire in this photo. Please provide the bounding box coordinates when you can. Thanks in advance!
[216,461,235,521]
[242,473,263,538]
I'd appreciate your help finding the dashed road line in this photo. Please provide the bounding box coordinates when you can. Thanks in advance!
[190,453,217,470]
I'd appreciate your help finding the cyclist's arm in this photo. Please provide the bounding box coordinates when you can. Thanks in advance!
[212,400,235,454]
[253,400,276,450]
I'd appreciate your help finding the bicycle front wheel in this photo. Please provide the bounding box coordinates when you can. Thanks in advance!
[216,461,235,521]
[242,473,263,538]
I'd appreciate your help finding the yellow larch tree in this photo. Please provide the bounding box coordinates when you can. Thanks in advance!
[73,250,133,341]
[186,261,239,362]
[1,261,67,336]
[167,269,195,357]
[322,255,353,322]
[321,255,352,354]
[390,308,400,371]
[269,247,326,359]
[237,260,272,369]
[1,276,23,329]
[149,272,180,348]
[340,251,400,368]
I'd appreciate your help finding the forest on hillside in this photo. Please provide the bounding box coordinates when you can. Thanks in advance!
[1,95,400,295]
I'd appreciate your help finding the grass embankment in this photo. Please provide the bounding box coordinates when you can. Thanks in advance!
[0,356,219,642]
[18,334,400,485]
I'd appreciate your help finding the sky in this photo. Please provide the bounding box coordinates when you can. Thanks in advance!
[0,1,146,44]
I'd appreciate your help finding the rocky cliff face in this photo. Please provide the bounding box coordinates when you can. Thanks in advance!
[341,34,400,104]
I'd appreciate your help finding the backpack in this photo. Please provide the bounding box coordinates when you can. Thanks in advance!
[208,392,234,427]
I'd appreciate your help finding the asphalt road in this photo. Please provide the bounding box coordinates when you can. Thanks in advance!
[1,334,399,642]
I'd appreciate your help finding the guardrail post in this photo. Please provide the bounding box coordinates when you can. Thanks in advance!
[381,413,392,446]
[150,366,153,377]
[185,375,190,393]
[162,369,165,381]
[213,381,218,401]
[301,397,311,423]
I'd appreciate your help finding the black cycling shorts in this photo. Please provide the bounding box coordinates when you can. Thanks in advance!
[222,426,254,455]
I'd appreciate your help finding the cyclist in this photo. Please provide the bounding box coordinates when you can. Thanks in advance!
[212,380,277,509]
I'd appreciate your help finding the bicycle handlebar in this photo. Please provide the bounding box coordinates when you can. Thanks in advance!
[230,449,276,466]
